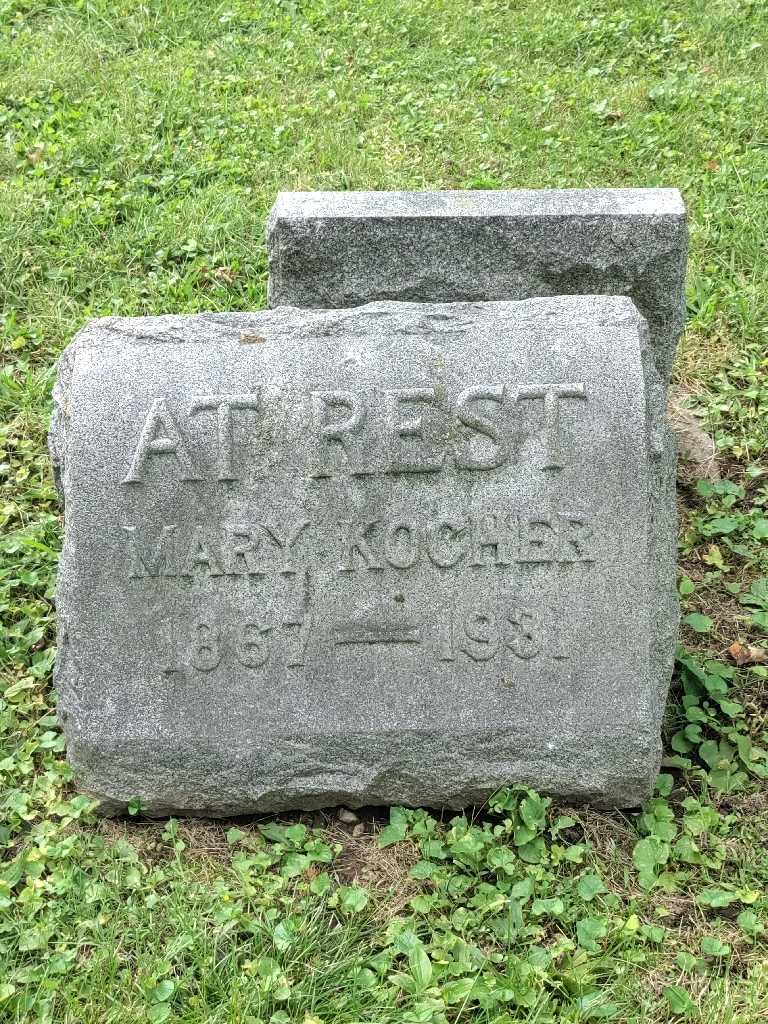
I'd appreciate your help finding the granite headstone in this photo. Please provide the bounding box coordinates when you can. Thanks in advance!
[50,296,671,814]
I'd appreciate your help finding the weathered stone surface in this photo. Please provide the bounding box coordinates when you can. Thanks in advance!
[50,296,673,815]
[266,188,687,382]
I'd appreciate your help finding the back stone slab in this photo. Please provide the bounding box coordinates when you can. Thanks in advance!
[266,188,687,384]
[49,297,672,815]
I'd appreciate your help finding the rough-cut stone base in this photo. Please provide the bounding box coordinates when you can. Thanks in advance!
[67,728,661,817]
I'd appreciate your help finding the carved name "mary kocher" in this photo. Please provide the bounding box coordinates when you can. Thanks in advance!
[122,512,594,579]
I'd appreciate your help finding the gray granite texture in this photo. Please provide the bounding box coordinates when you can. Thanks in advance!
[266,188,687,382]
[50,296,674,815]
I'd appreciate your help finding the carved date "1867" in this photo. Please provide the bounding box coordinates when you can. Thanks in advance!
[166,619,311,675]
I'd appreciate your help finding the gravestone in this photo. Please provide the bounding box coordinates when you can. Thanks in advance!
[50,296,672,815]
[266,188,687,381]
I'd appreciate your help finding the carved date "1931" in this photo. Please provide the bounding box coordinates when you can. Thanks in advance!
[439,606,541,663]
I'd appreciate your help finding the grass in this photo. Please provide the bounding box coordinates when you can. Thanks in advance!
[1,1,768,1021]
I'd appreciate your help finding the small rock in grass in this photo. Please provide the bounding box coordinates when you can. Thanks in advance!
[668,389,720,482]
[337,807,360,824]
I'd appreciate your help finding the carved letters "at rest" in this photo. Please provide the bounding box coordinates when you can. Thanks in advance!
[120,383,587,484]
